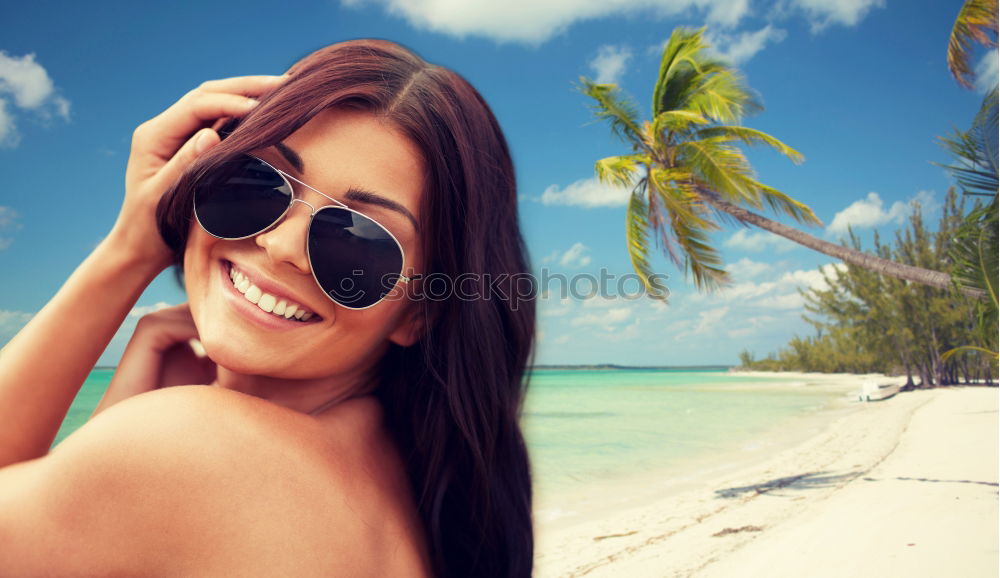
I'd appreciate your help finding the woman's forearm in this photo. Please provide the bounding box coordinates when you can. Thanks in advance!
[0,233,165,465]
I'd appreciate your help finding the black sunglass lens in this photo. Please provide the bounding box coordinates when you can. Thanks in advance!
[309,208,404,309]
[194,156,291,239]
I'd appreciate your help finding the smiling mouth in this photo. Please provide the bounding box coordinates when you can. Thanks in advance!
[227,263,319,323]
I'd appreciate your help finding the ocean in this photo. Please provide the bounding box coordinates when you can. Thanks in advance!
[521,369,858,525]
[58,368,858,521]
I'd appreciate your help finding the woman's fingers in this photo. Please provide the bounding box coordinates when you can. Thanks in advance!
[127,75,286,178]
[141,127,220,199]
[194,74,288,96]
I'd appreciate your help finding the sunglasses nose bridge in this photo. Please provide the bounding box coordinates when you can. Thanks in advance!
[289,197,318,216]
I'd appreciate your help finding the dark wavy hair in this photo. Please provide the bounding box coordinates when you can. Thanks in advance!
[156,39,535,578]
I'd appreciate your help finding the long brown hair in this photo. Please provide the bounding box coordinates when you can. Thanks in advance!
[157,39,535,577]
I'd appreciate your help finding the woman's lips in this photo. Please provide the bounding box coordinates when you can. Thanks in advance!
[221,261,323,326]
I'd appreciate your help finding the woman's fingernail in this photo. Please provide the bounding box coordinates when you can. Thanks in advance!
[188,338,207,358]
[246,97,259,108]
[194,130,212,154]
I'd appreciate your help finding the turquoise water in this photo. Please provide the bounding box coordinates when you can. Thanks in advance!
[59,368,851,502]
[521,369,850,503]
[53,368,113,445]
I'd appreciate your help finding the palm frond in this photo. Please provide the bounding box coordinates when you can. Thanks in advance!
[625,183,666,300]
[683,64,759,124]
[595,154,647,188]
[755,183,824,226]
[654,28,707,115]
[947,0,999,89]
[938,87,999,196]
[694,125,804,164]
[652,110,709,140]
[648,173,728,290]
[580,78,645,149]
[675,137,757,202]
[950,198,999,309]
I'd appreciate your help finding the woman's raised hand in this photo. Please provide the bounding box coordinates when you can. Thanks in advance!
[91,304,216,416]
[109,75,286,271]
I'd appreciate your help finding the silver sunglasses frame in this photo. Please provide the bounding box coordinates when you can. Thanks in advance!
[193,154,411,311]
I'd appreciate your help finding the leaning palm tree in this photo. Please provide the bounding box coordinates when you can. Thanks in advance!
[582,27,982,299]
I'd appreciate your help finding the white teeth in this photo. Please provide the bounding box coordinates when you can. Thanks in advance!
[244,285,262,304]
[257,293,276,313]
[228,264,314,323]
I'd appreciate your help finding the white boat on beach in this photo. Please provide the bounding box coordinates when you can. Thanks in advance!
[857,380,901,402]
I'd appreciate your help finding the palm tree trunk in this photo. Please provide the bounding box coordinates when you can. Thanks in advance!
[700,192,987,299]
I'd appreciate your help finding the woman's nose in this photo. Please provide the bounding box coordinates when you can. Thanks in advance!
[254,202,312,273]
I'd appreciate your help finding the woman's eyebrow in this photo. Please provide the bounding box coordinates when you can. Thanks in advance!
[275,142,304,172]
[276,142,419,231]
[345,188,420,231]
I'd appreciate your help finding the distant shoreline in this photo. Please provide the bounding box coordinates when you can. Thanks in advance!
[530,364,731,371]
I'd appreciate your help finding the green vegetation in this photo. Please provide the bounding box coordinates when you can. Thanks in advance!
[738,190,995,386]
[735,1,998,384]
[582,28,974,299]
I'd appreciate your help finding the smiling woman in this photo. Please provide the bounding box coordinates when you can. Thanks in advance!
[0,39,535,578]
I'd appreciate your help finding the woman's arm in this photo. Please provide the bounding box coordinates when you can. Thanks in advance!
[0,76,285,467]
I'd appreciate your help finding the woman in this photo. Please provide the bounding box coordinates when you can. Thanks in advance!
[0,39,535,577]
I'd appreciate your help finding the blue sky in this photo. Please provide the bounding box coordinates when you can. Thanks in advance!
[0,0,994,366]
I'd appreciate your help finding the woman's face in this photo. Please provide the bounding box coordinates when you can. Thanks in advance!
[184,108,425,382]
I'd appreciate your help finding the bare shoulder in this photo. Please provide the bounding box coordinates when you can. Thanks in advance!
[0,386,431,577]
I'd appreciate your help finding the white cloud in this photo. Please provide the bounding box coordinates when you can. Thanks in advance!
[540,176,631,208]
[705,25,787,64]
[589,44,632,84]
[0,206,18,229]
[725,314,776,338]
[570,306,633,331]
[826,190,934,235]
[539,249,560,264]
[725,257,772,279]
[784,0,885,32]
[559,242,592,268]
[539,299,574,317]
[689,262,845,308]
[0,100,13,146]
[340,0,751,45]
[0,206,21,250]
[0,51,70,147]
[723,228,798,253]
[974,49,999,94]
[694,306,729,334]
[699,0,751,28]
[128,301,174,318]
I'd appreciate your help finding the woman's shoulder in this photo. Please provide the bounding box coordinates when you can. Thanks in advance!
[41,386,432,577]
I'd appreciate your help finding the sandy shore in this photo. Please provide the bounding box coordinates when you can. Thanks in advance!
[534,373,998,577]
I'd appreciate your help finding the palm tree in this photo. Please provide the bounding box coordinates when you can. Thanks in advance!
[939,0,999,360]
[582,27,983,299]
[947,0,998,89]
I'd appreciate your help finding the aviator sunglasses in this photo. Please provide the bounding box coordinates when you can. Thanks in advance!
[193,154,411,310]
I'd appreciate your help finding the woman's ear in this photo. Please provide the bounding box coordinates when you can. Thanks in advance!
[388,302,426,347]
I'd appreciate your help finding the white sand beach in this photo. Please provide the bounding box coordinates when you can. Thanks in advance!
[534,373,999,577]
